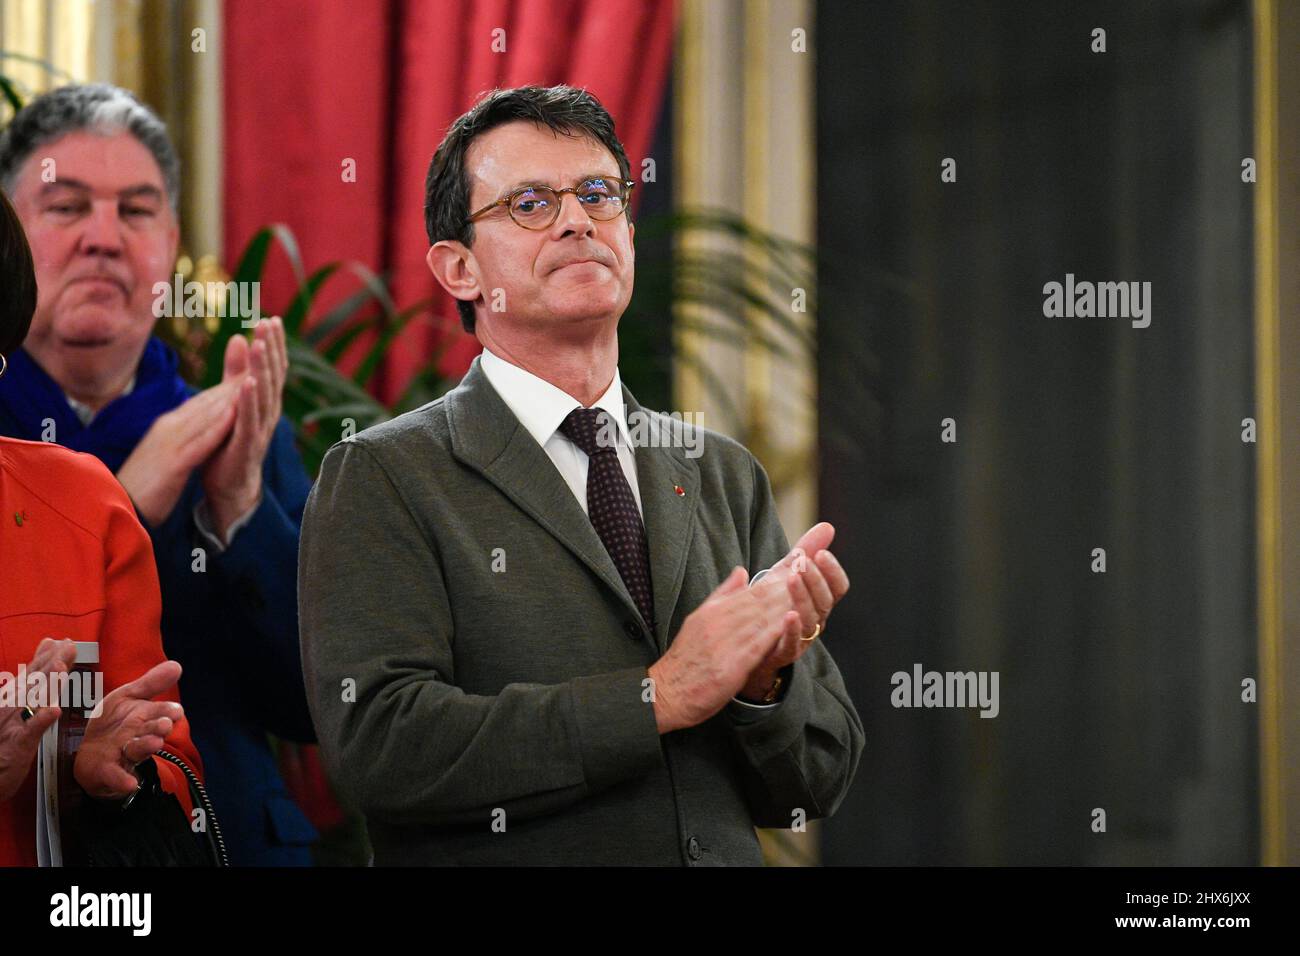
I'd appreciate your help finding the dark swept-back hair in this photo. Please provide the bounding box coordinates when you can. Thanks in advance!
[423,84,632,334]
[0,190,37,359]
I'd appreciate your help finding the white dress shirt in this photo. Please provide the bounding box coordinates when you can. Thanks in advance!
[479,347,782,715]
[479,346,642,517]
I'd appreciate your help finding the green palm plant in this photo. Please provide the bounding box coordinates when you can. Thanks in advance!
[620,208,819,491]
[192,225,456,476]
[0,52,74,109]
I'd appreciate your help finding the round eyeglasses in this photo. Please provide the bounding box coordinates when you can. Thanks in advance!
[466,177,635,230]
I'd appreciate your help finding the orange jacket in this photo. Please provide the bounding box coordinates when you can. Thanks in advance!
[0,436,204,866]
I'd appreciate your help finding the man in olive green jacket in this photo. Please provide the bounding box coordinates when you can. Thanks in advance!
[298,85,863,865]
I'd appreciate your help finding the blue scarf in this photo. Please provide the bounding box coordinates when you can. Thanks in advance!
[0,337,194,473]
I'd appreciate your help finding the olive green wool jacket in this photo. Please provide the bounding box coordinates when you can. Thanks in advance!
[298,355,863,865]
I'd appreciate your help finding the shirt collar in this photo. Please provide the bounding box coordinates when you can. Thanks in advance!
[479,347,632,451]
[65,374,137,426]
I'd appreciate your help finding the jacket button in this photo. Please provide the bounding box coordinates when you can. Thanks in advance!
[623,620,642,640]
[686,836,702,861]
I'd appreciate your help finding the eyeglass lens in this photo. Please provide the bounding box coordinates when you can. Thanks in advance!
[509,179,627,227]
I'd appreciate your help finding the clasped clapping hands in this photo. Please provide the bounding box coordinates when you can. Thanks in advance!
[647,522,850,733]
[0,638,186,803]
[116,317,287,541]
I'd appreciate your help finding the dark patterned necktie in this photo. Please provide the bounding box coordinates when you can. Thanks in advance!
[559,407,655,630]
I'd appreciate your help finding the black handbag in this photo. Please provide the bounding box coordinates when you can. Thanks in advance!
[72,751,229,866]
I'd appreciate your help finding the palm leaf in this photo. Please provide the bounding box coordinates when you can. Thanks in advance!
[0,75,22,114]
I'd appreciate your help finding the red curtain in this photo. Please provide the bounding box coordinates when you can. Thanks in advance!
[224,0,677,401]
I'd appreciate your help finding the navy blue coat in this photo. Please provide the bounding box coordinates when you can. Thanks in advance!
[0,402,320,865]
[144,415,319,865]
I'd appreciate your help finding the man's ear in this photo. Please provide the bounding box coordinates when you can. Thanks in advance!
[426,240,481,307]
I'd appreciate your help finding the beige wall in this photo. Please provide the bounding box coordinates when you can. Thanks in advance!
[675,0,819,865]
[675,0,817,543]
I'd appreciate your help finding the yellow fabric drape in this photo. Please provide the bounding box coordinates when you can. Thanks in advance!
[0,0,221,260]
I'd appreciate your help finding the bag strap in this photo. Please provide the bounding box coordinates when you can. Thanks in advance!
[154,750,230,867]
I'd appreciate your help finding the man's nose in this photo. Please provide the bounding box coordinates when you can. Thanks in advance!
[550,191,597,239]
[78,200,125,256]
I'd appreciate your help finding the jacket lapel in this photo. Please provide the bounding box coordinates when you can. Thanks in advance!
[445,356,645,629]
[444,356,702,651]
[624,389,701,652]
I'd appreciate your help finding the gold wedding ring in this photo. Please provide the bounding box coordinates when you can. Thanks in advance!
[20,705,35,722]
[801,622,822,642]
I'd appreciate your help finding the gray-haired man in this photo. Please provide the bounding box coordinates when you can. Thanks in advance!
[0,83,319,865]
